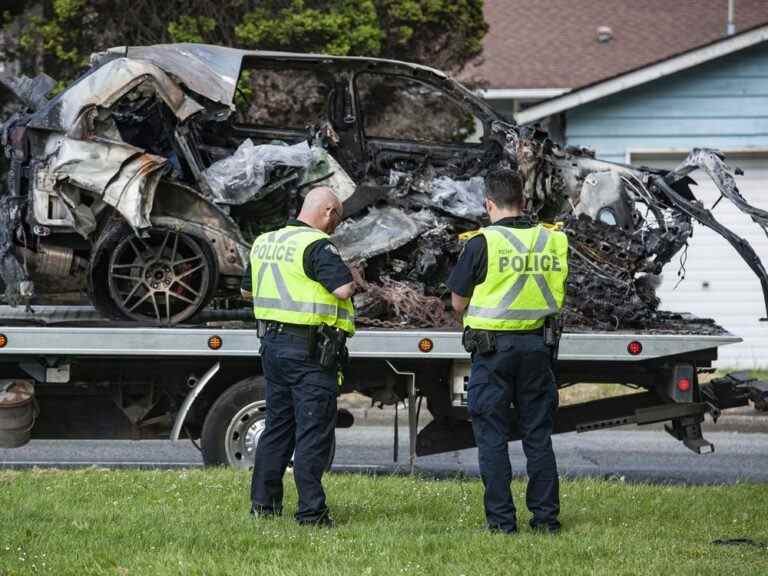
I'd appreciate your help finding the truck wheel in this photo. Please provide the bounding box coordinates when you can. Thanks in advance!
[89,221,218,324]
[200,376,336,470]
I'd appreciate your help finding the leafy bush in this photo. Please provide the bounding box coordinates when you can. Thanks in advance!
[2,0,487,84]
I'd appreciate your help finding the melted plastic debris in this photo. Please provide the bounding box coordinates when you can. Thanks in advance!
[430,176,486,221]
[203,140,313,204]
[332,206,433,261]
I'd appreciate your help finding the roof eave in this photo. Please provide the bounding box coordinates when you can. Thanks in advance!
[478,88,570,101]
[516,23,768,125]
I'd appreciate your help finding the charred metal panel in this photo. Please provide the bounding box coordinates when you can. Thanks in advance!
[573,171,635,230]
[151,181,250,276]
[0,73,55,111]
[44,137,168,230]
[125,44,244,109]
[26,58,204,133]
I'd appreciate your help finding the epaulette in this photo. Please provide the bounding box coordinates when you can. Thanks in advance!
[458,229,483,241]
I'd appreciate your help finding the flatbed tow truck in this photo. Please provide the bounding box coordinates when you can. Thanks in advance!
[0,305,765,472]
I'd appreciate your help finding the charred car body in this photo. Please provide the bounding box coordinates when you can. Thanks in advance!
[1,44,767,327]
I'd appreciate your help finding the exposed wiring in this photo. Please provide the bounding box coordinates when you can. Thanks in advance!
[674,242,689,290]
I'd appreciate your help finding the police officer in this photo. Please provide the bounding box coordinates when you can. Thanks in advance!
[447,169,568,535]
[241,186,359,527]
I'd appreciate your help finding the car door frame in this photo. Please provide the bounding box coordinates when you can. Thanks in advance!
[350,69,500,180]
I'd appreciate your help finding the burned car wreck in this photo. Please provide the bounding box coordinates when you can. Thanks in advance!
[1,44,767,329]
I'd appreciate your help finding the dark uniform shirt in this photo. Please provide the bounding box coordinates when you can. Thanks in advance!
[241,219,353,294]
[446,215,538,298]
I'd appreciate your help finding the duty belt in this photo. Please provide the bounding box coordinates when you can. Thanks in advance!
[263,321,315,339]
[495,327,545,336]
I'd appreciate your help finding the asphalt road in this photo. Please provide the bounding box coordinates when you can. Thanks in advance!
[1,428,767,484]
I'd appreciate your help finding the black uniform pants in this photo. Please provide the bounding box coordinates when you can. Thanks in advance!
[467,332,560,533]
[250,331,337,523]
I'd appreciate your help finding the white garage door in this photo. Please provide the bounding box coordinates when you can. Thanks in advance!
[630,151,768,369]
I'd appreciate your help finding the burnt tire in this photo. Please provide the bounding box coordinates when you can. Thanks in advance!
[200,376,336,470]
[89,220,218,324]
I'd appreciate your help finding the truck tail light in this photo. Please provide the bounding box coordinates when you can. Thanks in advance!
[627,341,642,355]
[670,364,695,402]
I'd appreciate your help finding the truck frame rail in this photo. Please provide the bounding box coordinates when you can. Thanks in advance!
[0,325,742,361]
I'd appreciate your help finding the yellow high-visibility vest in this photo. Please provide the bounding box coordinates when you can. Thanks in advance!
[463,224,568,331]
[250,225,355,335]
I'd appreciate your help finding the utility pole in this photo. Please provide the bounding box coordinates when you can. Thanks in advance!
[727,0,736,36]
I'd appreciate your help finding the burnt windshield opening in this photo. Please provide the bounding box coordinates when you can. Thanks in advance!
[355,72,484,146]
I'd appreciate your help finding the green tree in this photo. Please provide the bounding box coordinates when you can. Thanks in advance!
[2,0,487,84]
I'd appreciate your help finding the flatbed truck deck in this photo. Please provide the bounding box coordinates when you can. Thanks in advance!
[0,306,764,472]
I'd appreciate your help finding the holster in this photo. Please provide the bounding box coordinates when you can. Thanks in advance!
[544,316,562,360]
[314,325,348,370]
[462,327,497,354]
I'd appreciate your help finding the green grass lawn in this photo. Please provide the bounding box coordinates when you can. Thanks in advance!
[0,469,766,576]
[742,369,768,380]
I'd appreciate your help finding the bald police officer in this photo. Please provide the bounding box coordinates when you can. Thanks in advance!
[241,186,358,527]
[447,169,568,535]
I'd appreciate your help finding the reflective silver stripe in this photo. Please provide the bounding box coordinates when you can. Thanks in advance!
[466,306,552,320]
[487,226,527,252]
[253,296,291,310]
[253,296,340,317]
[270,263,292,303]
[255,262,268,295]
[533,227,550,253]
[467,279,557,320]
[497,273,529,309]
[270,262,338,316]
[254,263,340,317]
[278,228,314,242]
[534,274,558,311]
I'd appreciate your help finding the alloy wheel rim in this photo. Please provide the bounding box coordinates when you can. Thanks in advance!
[107,229,210,324]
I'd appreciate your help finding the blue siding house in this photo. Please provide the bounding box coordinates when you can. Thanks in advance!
[565,42,768,164]
[517,27,768,368]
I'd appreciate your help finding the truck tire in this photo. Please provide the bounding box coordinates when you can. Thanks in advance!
[200,376,336,470]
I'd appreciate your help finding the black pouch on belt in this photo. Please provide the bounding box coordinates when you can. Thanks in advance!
[462,327,496,354]
[544,316,562,360]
